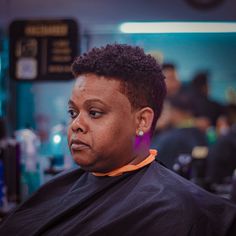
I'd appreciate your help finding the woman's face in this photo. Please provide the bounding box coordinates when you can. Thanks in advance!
[67,74,138,173]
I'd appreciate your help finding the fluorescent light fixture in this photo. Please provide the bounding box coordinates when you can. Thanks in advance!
[120,22,236,33]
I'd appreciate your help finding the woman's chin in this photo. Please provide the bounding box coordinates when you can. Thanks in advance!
[72,153,95,169]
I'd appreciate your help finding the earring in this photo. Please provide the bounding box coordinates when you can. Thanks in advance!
[137,130,144,136]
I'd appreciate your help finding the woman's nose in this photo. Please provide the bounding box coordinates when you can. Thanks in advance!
[70,114,87,133]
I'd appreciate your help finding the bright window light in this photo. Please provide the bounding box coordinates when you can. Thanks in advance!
[120,22,236,33]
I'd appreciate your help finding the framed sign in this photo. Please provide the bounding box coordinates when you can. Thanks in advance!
[9,19,79,81]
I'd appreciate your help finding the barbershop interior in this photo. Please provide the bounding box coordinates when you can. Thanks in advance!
[0,0,236,221]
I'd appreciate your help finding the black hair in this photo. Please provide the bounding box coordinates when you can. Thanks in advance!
[72,44,166,134]
[192,72,209,90]
[162,63,176,71]
[226,104,236,126]
[168,93,194,114]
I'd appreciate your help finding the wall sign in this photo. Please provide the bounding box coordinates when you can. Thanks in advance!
[9,19,79,81]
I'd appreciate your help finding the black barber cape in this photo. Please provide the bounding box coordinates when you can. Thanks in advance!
[0,161,236,236]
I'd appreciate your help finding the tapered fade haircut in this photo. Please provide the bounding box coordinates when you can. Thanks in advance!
[71,44,166,134]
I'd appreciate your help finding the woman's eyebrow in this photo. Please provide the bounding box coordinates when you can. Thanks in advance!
[84,99,112,109]
[68,99,111,109]
[68,100,76,106]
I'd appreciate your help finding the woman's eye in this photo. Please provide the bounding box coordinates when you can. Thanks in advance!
[68,109,78,119]
[89,110,103,118]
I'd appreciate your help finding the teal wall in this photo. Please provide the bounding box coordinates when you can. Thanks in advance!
[116,33,236,103]
[16,82,35,129]
[15,33,236,134]
[0,36,8,117]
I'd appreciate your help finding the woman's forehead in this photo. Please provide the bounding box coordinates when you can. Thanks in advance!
[73,74,122,96]
[70,74,132,110]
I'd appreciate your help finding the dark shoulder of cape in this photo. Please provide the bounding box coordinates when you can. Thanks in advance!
[0,162,236,236]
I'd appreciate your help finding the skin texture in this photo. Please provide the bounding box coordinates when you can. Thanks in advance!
[67,74,152,173]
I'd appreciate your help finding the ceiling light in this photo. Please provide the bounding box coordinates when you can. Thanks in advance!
[120,22,236,33]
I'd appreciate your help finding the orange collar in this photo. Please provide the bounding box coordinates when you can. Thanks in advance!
[92,149,157,177]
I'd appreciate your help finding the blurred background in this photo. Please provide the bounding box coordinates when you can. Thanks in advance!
[0,0,236,217]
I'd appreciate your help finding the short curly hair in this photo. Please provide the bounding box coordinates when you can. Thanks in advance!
[72,44,166,134]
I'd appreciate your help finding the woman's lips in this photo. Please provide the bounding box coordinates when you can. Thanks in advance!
[70,142,90,151]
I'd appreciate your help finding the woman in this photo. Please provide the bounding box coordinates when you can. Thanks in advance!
[0,44,235,235]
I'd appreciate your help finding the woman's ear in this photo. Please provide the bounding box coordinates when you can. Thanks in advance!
[135,107,154,136]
